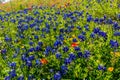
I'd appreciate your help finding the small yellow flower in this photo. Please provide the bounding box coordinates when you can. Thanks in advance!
[115,52,120,57]
[21,46,24,48]
[69,38,73,41]
[108,67,114,72]
[64,40,67,43]
[110,52,120,57]
[72,35,76,38]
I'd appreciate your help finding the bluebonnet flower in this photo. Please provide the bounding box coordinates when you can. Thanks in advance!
[25,59,32,67]
[45,28,50,33]
[34,35,39,39]
[52,49,56,54]
[35,26,40,31]
[9,62,16,68]
[4,37,12,42]
[20,35,24,39]
[9,69,17,78]
[54,72,61,80]
[98,31,107,38]
[1,49,7,54]
[74,47,80,51]
[48,17,52,21]
[83,50,90,58]
[45,23,50,29]
[69,53,76,60]
[93,27,100,34]
[99,18,104,23]
[98,65,103,70]
[46,46,52,52]
[55,11,60,14]
[12,53,18,58]
[4,76,10,80]
[81,31,86,35]
[98,65,106,71]
[72,38,77,42]
[107,18,113,24]
[64,58,72,65]
[110,40,119,48]
[78,34,86,41]
[60,28,64,33]
[94,18,99,23]
[72,17,77,22]
[35,46,42,51]
[90,32,95,38]
[114,31,120,36]
[56,52,62,59]
[77,26,82,30]
[63,46,69,52]
[29,41,34,46]
[77,11,83,16]
[29,47,34,52]
[53,27,57,31]
[18,76,24,80]
[59,35,64,41]
[113,22,120,30]
[28,55,35,61]
[23,24,29,30]
[61,64,68,71]
[10,19,16,23]
[36,59,40,65]
[21,54,26,61]
[38,41,43,46]
[77,52,83,57]
[30,22,36,28]
[34,11,39,15]
[84,24,89,31]
[87,15,93,22]
[54,40,62,47]
[60,64,68,75]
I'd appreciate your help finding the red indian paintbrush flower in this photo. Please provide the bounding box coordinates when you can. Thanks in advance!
[71,42,79,47]
[40,58,48,65]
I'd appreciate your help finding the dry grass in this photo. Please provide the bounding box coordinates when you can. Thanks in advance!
[0,0,72,11]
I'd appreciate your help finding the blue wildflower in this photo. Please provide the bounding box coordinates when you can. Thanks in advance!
[83,50,90,58]
[114,31,120,36]
[18,76,24,80]
[69,53,76,60]
[1,49,7,54]
[54,72,61,80]
[4,76,10,80]
[29,47,34,52]
[63,46,69,52]
[77,52,83,57]
[56,52,62,59]
[9,69,17,78]
[93,27,100,34]
[9,62,16,68]
[64,58,72,65]
[72,38,77,42]
[90,32,95,38]
[78,34,86,41]
[110,40,119,48]
[74,47,80,51]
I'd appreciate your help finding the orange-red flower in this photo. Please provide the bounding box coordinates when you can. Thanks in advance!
[108,67,114,72]
[71,42,79,47]
[40,58,48,65]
